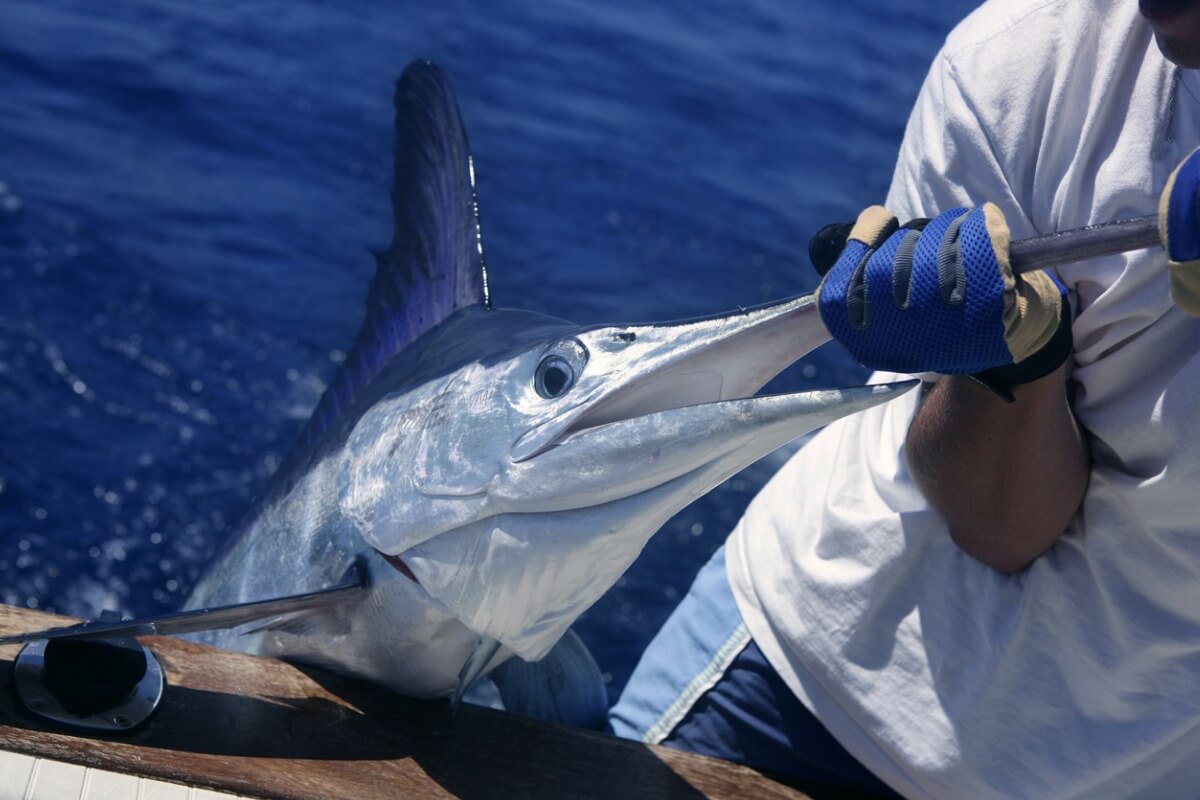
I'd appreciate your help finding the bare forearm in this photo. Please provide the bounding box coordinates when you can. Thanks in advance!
[905,365,1089,573]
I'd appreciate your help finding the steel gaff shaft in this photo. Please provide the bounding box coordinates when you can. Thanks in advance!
[1008,214,1160,274]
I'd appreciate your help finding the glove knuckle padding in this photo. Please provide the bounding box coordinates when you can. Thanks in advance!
[848,205,897,249]
[1158,145,1200,315]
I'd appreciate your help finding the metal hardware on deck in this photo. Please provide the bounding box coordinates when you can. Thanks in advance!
[13,632,164,734]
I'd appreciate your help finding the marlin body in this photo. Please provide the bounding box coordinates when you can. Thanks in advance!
[8,62,914,708]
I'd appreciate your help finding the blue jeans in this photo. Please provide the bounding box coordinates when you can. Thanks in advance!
[609,546,900,797]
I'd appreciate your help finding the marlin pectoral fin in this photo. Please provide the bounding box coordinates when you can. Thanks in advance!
[451,636,502,718]
[239,613,328,638]
[0,561,368,646]
[492,629,607,730]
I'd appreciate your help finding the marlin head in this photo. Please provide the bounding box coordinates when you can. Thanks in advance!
[338,293,913,661]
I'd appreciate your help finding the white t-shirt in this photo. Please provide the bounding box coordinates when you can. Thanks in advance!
[728,2,1200,798]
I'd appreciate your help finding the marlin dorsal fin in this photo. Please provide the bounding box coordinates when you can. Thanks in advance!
[298,60,489,451]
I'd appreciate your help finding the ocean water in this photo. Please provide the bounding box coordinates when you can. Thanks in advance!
[0,0,979,698]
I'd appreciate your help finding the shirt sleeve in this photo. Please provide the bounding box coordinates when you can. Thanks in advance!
[885,51,1039,240]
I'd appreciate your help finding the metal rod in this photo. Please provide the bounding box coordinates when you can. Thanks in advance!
[1009,214,1160,274]
[0,561,368,644]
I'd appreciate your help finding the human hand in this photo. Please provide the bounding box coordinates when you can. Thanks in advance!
[814,204,1070,395]
[1159,146,1200,315]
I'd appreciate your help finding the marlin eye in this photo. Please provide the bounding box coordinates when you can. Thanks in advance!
[535,355,575,398]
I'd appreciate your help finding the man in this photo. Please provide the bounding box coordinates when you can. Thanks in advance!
[610,1,1200,797]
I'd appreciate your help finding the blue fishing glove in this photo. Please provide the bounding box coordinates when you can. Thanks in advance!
[813,204,1070,399]
[1159,146,1200,315]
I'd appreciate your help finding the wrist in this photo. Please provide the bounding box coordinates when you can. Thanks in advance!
[969,305,1072,402]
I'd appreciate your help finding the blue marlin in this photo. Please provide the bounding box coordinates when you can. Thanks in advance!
[4,61,913,721]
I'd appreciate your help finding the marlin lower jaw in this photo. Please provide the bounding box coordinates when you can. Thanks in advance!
[493,381,918,514]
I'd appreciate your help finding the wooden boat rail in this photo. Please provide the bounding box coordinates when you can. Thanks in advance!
[0,605,864,799]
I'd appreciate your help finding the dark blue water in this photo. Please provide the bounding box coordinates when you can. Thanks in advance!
[0,0,977,697]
